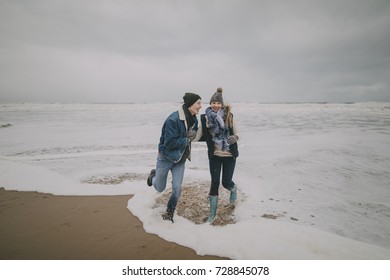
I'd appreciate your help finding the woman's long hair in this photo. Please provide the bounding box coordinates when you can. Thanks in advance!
[224,104,233,128]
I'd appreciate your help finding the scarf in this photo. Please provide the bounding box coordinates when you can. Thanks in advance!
[182,104,195,130]
[179,105,195,163]
[205,107,230,151]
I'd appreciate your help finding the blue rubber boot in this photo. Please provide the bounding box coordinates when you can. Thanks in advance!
[229,184,237,204]
[207,196,218,223]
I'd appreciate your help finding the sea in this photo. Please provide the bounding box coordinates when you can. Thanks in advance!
[1,102,390,259]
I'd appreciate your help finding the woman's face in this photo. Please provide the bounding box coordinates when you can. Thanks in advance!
[210,101,222,112]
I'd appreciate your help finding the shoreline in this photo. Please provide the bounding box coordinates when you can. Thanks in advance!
[0,188,225,260]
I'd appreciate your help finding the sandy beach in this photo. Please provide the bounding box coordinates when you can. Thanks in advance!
[0,188,225,260]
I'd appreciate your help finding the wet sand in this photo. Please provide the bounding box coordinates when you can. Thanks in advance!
[0,188,225,260]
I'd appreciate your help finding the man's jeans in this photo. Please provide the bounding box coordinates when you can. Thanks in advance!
[152,155,185,212]
[209,155,236,196]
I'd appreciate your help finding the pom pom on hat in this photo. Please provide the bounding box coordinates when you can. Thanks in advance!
[183,92,201,108]
[210,87,224,105]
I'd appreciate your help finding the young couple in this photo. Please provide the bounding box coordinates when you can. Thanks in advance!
[147,88,239,223]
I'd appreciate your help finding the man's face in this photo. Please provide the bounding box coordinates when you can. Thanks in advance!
[189,99,202,115]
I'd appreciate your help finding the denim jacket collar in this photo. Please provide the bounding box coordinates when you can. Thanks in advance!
[178,106,188,131]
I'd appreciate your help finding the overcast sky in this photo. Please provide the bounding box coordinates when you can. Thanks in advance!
[1,0,389,103]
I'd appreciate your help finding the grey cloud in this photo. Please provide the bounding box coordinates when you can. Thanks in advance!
[0,0,389,103]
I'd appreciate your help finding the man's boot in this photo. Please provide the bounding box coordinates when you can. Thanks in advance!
[162,209,174,223]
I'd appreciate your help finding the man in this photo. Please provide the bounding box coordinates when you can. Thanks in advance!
[147,92,202,222]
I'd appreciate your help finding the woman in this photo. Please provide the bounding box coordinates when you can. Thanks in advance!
[195,87,239,223]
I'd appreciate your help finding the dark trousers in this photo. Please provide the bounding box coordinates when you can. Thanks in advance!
[209,155,236,196]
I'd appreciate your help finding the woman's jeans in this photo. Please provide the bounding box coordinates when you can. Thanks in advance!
[152,155,185,212]
[209,155,236,196]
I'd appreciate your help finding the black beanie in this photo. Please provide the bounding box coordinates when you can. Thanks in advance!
[183,92,201,108]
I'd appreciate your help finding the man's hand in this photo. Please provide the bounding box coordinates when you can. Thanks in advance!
[187,129,196,142]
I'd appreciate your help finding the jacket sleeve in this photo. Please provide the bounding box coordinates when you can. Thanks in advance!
[232,120,239,139]
[192,124,204,142]
[164,118,187,150]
